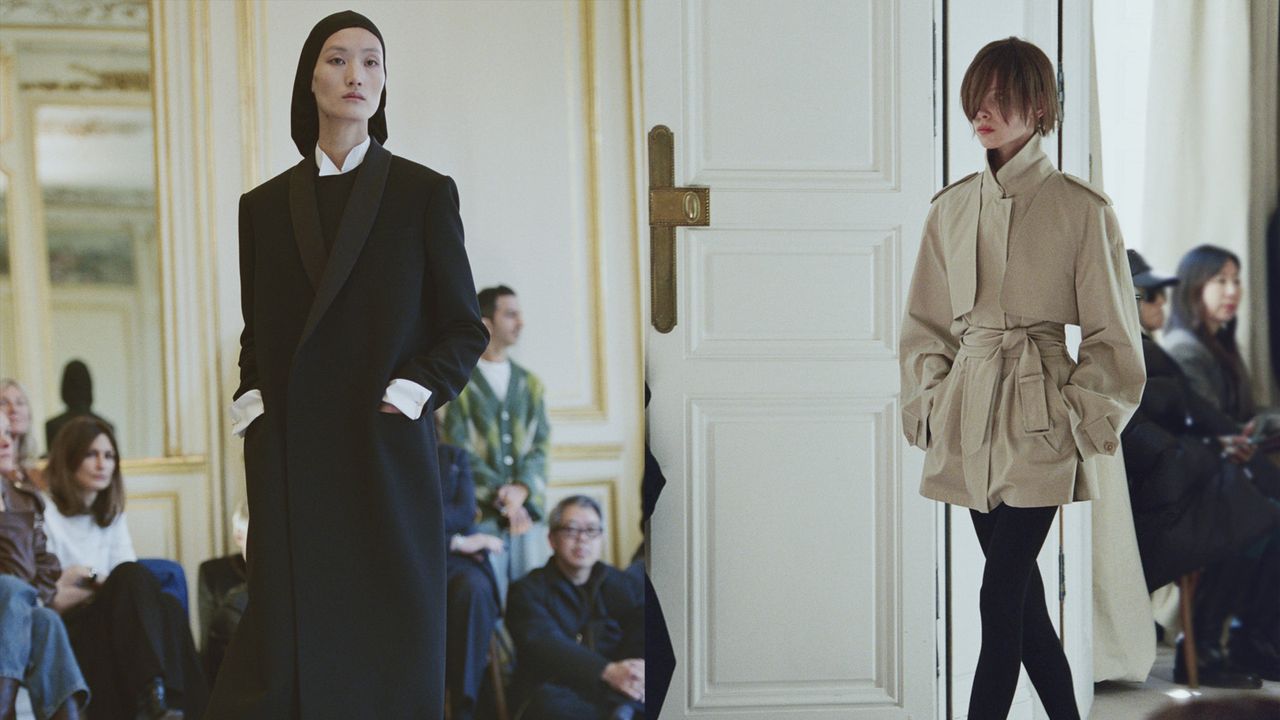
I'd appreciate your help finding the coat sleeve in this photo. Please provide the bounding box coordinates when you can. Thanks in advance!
[1062,204,1145,460]
[899,203,958,449]
[234,194,259,401]
[507,577,610,693]
[393,176,490,407]
[32,496,61,607]
[517,375,551,522]
[443,449,479,538]
[443,394,504,516]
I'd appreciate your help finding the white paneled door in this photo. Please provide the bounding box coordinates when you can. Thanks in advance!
[644,1,938,717]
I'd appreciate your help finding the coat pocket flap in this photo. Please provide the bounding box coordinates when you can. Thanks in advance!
[1018,375,1051,434]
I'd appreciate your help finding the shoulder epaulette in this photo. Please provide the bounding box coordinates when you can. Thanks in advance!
[931,172,979,203]
[1063,173,1112,205]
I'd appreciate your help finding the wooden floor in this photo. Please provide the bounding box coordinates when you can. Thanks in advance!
[1091,645,1280,718]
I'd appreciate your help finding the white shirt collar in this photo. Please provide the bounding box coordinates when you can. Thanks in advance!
[315,136,372,177]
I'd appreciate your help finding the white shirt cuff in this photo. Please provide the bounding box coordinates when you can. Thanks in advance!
[384,379,432,419]
[230,390,264,437]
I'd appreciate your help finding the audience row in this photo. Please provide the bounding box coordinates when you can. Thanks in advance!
[1123,247,1280,689]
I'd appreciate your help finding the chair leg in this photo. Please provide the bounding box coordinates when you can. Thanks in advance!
[489,633,510,720]
[1179,572,1200,688]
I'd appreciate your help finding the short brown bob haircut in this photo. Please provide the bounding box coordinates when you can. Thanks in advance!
[47,416,126,528]
[961,37,1058,135]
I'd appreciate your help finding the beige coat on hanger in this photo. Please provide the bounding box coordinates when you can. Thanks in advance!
[900,137,1145,512]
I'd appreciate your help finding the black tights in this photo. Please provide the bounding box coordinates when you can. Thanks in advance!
[968,504,1080,720]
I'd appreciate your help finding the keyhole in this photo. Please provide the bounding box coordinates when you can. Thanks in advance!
[683,191,701,222]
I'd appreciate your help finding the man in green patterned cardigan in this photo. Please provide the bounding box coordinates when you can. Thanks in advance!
[444,285,552,601]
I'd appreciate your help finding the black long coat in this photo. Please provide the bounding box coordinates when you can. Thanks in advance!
[207,141,488,719]
[1121,334,1280,590]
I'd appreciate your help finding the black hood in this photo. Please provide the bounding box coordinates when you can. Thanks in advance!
[60,359,92,409]
[291,10,387,157]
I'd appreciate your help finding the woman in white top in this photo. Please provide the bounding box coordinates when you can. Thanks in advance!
[43,417,206,719]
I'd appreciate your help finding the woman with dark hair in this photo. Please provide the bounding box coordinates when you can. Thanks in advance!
[43,417,206,719]
[0,411,88,720]
[1163,245,1255,422]
[900,37,1144,719]
[1159,244,1280,682]
[1121,249,1280,687]
[207,9,487,719]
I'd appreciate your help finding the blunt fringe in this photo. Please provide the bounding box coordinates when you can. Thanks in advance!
[960,37,1059,135]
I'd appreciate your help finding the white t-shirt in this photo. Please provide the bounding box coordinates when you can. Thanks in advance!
[477,358,512,403]
[42,498,137,574]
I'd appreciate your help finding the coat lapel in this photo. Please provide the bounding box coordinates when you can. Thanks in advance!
[288,159,326,291]
[296,140,392,350]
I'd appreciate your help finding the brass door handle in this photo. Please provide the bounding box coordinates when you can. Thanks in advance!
[648,125,710,333]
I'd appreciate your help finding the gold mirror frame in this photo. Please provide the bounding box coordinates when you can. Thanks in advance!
[0,1,178,468]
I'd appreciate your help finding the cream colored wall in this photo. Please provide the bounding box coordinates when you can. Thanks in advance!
[210,0,645,565]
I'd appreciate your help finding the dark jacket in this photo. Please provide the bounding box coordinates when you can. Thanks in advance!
[1121,334,1280,590]
[206,140,488,720]
[0,473,61,605]
[440,443,499,598]
[507,559,644,698]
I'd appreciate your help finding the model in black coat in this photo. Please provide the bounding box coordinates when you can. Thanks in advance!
[206,12,488,719]
[1121,333,1280,590]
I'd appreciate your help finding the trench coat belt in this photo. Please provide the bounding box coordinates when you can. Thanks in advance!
[955,325,1068,458]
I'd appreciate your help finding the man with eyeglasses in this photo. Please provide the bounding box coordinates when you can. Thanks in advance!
[507,496,644,720]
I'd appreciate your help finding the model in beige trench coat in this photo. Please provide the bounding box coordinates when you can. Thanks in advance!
[900,138,1145,512]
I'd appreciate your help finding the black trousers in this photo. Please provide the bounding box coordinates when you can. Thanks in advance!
[968,504,1079,720]
[63,561,208,719]
[445,555,500,717]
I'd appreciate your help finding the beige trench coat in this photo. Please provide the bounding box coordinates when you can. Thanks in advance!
[899,140,1145,512]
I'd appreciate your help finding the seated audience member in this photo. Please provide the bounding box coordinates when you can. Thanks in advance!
[2,379,44,488]
[197,502,249,685]
[444,285,553,602]
[43,417,207,719]
[1162,245,1273,429]
[507,496,644,720]
[43,361,114,455]
[0,412,88,719]
[439,441,503,720]
[1122,250,1280,687]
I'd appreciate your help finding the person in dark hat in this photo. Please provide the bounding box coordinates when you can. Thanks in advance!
[1128,249,1179,338]
[1119,249,1280,688]
[44,360,115,455]
[205,10,489,718]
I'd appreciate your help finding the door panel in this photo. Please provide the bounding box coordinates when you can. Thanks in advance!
[644,1,937,717]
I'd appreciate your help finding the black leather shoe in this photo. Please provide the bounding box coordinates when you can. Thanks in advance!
[1229,631,1280,682]
[135,677,183,720]
[1174,640,1264,689]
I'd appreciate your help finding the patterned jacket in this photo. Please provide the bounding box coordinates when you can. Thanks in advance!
[444,361,551,522]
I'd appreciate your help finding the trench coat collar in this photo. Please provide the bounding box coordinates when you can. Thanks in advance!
[982,134,1053,200]
[289,138,392,351]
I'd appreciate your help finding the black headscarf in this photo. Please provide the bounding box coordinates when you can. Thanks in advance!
[291,10,388,157]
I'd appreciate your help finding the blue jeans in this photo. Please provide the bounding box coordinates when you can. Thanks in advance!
[0,575,88,720]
